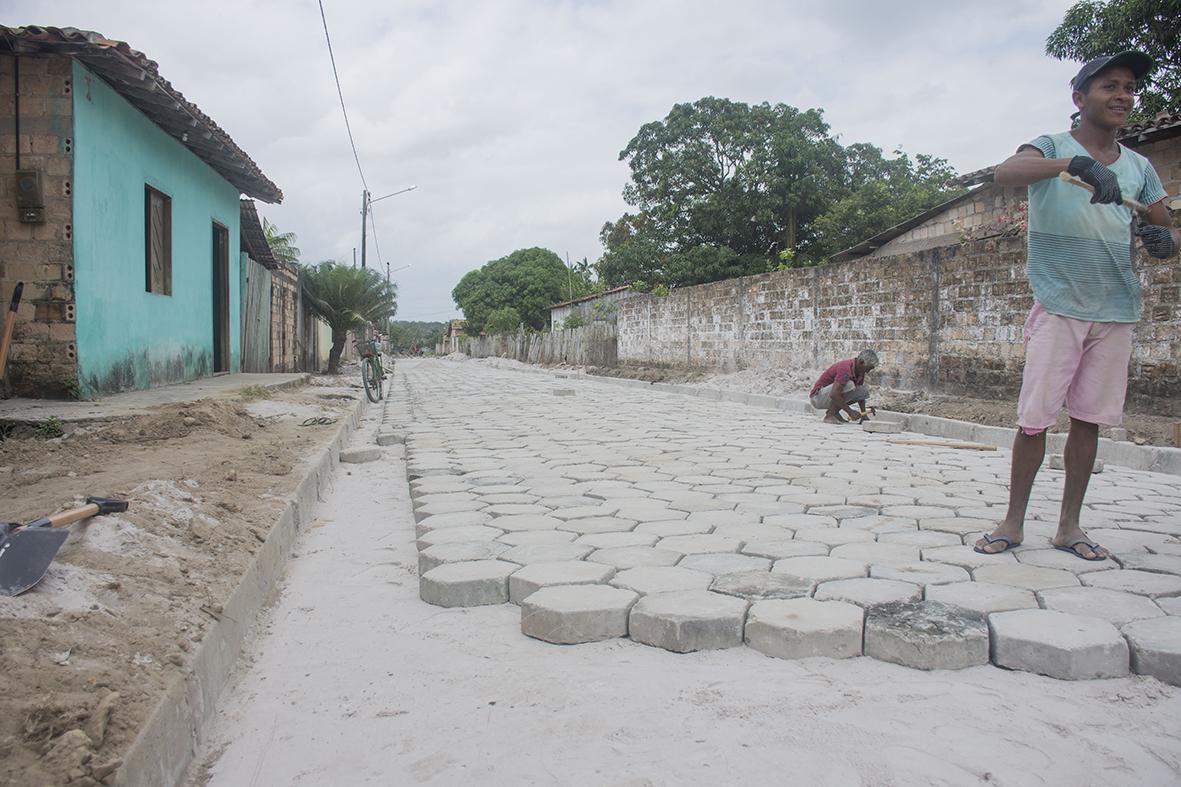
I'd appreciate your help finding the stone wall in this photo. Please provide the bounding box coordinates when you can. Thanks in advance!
[0,53,78,398]
[618,234,1181,410]
[872,184,1027,258]
[463,322,617,367]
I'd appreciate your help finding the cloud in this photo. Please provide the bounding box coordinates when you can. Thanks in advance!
[8,0,1079,320]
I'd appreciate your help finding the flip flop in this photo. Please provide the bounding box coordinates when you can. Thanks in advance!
[1054,539,1108,561]
[973,533,1021,555]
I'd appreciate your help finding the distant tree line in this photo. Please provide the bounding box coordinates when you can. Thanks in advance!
[387,321,447,353]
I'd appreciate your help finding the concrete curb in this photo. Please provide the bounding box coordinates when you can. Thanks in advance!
[446,360,1181,476]
[112,393,368,787]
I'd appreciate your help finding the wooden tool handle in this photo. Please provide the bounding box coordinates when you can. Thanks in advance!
[1057,171,1148,214]
[0,282,23,381]
[46,504,100,528]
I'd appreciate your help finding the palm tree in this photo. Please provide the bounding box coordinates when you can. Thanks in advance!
[302,262,397,373]
[263,218,301,266]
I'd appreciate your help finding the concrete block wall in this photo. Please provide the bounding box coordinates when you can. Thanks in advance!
[0,53,78,398]
[271,265,299,372]
[618,233,1181,409]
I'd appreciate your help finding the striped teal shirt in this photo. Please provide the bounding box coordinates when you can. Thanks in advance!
[1025,132,1166,323]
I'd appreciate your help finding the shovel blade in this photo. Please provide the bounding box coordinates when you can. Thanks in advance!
[0,528,70,596]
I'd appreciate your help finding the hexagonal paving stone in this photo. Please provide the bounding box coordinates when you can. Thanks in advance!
[808,505,878,521]
[710,571,813,600]
[814,578,921,608]
[414,511,494,537]
[610,566,714,596]
[883,505,957,520]
[870,562,969,586]
[495,530,576,546]
[678,553,772,575]
[419,560,519,607]
[1038,586,1166,627]
[1123,617,1181,685]
[657,534,743,556]
[417,525,505,549]
[741,539,829,560]
[1081,569,1181,599]
[877,530,960,548]
[865,601,989,670]
[918,517,996,536]
[1015,549,1118,574]
[744,598,863,660]
[629,591,750,653]
[772,556,868,584]
[989,609,1129,680]
[485,514,562,533]
[709,523,793,542]
[837,515,918,534]
[520,585,639,644]
[499,543,594,565]
[920,545,1017,571]
[685,510,761,528]
[587,546,682,570]
[634,520,713,537]
[1119,554,1181,576]
[557,516,638,535]
[972,564,1081,592]
[1156,597,1181,615]
[793,528,874,547]
[924,582,1038,615]
[418,541,511,574]
[414,500,487,521]
[829,542,919,568]
[508,560,616,604]
[574,531,658,549]
[549,504,621,521]
[763,513,839,529]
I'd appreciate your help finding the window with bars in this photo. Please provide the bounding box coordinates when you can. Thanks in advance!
[145,185,172,295]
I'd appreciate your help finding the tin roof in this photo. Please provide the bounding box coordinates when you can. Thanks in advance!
[2,25,282,203]
[549,285,633,311]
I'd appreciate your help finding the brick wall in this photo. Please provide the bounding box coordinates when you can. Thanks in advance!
[873,184,1027,257]
[618,234,1180,411]
[270,264,298,372]
[0,54,78,398]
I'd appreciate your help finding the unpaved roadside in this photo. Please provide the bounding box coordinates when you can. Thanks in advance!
[0,380,359,787]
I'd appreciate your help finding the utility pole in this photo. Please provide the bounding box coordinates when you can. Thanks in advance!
[565,251,574,301]
[359,189,369,269]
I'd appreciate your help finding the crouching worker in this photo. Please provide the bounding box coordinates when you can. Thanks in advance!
[810,350,878,425]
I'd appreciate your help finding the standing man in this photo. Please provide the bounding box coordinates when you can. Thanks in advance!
[976,51,1178,560]
[811,350,878,425]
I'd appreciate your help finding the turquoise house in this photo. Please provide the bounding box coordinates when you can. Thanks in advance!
[0,27,282,398]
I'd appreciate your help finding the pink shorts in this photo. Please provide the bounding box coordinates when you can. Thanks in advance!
[1016,302,1134,435]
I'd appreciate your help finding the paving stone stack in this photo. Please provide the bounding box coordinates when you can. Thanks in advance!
[395,361,1181,683]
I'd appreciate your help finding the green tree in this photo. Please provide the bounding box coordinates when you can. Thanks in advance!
[1046,0,1181,117]
[387,320,446,353]
[618,97,845,261]
[484,306,522,334]
[809,146,964,259]
[302,262,397,373]
[596,212,668,287]
[452,247,592,334]
[262,218,301,266]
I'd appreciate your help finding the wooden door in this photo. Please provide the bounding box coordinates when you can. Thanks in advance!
[212,223,230,373]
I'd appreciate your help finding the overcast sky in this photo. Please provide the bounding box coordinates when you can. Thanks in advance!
[7,0,1083,321]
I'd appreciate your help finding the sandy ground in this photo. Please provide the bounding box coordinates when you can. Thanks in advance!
[188,361,1181,787]
[0,380,359,787]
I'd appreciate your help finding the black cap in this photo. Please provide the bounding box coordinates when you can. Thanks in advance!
[1071,51,1154,91]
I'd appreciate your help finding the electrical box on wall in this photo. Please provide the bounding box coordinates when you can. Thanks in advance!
[15,169,45,223]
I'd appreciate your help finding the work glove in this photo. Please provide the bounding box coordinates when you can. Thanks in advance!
[1067,156,1122,205]
[1135,220,1177,259]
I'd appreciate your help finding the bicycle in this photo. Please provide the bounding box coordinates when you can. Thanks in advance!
[355,333,388,403]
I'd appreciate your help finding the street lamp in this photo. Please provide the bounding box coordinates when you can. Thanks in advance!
[387,263,411,281]
[360,185,418,268]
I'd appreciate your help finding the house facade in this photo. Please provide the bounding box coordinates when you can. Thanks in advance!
[1,26,281,398]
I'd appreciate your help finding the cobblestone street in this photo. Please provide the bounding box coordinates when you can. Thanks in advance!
[195,359,1181,785]
[401,360,1181,680]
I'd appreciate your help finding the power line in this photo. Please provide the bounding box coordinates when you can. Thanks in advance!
[317,0,368,191]
[368,207,385,268]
